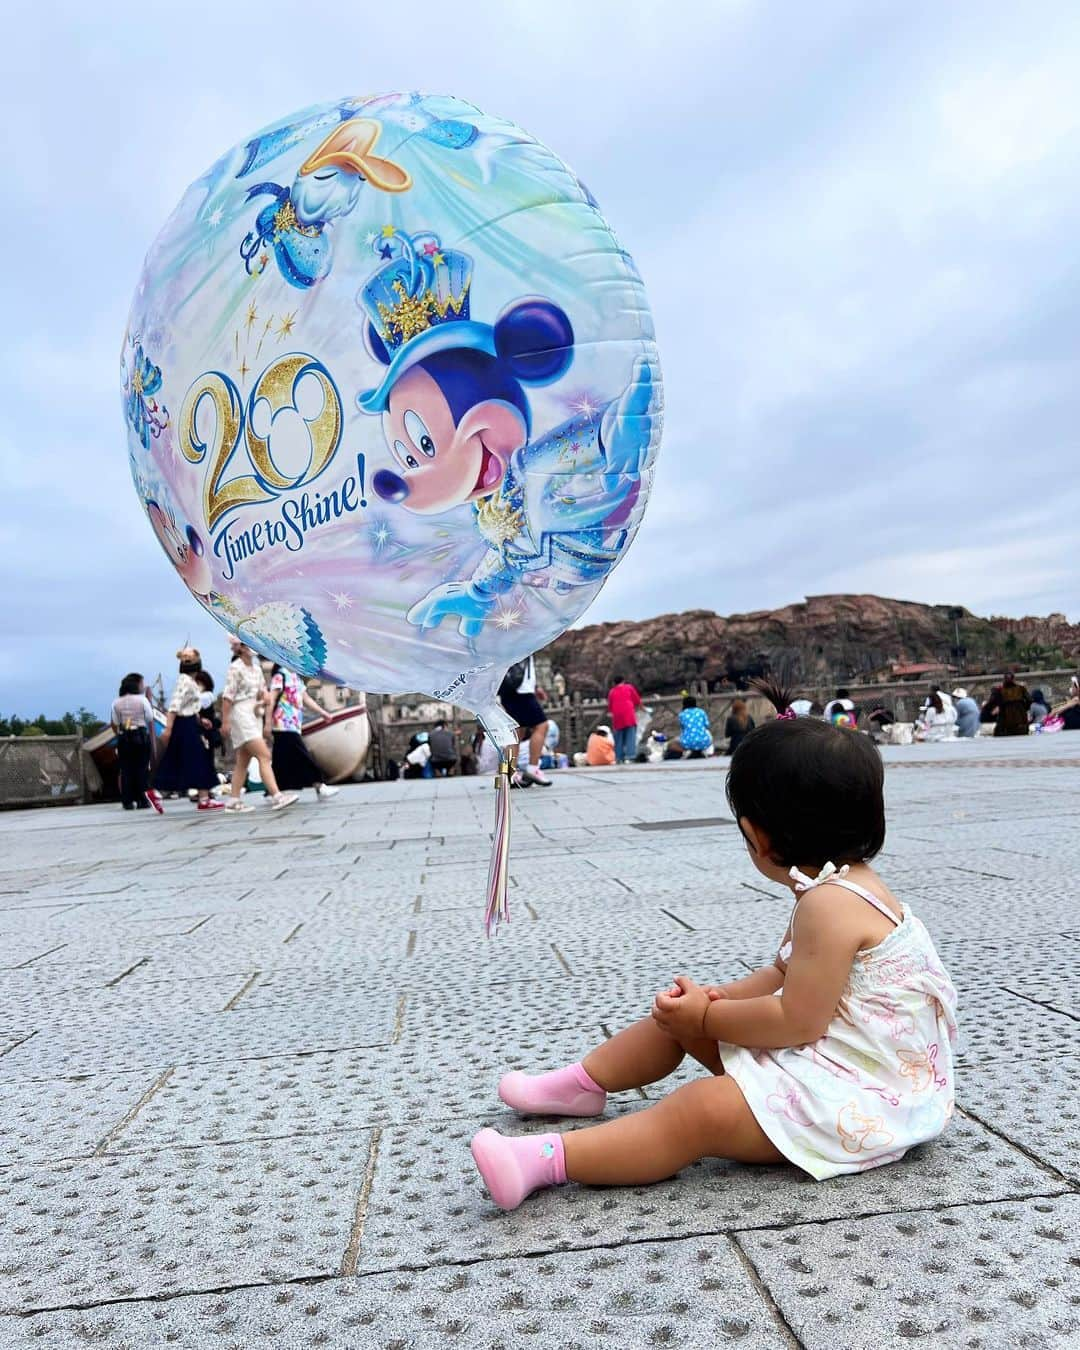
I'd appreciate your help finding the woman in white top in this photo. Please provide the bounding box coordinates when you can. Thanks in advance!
[110,673,157,811]
[222,639,297,812]
[150,648,223,812]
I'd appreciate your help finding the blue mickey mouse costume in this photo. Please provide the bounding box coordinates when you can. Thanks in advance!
[357,229,657,639]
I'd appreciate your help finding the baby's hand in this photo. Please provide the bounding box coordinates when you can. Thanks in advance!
[652,976,710,1039]
[703,985,730,1001]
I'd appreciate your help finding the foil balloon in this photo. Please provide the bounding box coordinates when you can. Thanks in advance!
[123,93,662,928]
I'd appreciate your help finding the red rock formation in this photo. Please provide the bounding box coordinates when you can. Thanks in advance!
[544,595,1080,696]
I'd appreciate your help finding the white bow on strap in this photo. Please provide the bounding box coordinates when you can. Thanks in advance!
[789,861,850,894]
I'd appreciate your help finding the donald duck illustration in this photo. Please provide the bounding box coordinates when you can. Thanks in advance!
[239,119,412,288]
[357,229,657,639]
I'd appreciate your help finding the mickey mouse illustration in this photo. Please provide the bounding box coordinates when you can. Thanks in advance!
[146,498,214,606]
[357,229,656,639]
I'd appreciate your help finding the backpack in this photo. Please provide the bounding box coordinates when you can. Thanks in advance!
[499,661,527,699]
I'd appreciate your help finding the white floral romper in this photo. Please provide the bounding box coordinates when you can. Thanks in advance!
[719,863,959,1180]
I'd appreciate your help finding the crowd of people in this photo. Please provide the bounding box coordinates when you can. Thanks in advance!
[112,651,1080,810]
[110,640,340,814]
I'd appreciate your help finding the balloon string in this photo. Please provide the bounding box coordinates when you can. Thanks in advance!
[484,750,514,937]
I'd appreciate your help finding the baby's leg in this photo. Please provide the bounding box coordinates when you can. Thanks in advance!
[564,1076,783,1184]
[582,1016,722,1091]
[499,1017,720,1118]
[472,1076,783,1209]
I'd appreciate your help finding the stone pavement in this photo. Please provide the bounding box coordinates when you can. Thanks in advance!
[1,736,1078,1348]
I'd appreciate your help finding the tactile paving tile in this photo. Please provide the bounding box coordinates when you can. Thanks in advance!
[956,1058,1080,1182]
[359,1113,1066,1273]
[950,986,1080,1064]
[739,1193,1080,1349]
[2,998,398,1079]
[108,1027,597,1151]
[0,1131,373,1313]
[0,1071,163,1166]
[1002,967,1078,1018]
[0,971,254,1024]
[2,1235,790,1348]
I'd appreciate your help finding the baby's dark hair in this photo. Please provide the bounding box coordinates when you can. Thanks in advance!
[726,719,885,867]
[194,670,214,692]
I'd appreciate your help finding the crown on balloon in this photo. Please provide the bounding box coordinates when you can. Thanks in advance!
[360,229,472,352]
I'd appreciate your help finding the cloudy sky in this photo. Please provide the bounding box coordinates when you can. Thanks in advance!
[5,1,1080,716]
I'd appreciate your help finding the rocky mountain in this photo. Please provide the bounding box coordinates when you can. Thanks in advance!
[544,595,1080,696]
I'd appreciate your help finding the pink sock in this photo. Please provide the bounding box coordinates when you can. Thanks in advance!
[471,1128,567,1210]
[498,1061,607,1117]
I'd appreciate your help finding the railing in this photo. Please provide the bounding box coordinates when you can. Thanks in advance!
[0,736,87,808]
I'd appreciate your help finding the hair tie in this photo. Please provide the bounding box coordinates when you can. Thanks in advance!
[776,707,797,721]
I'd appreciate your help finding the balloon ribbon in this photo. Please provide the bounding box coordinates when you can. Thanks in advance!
[484,749,514,936]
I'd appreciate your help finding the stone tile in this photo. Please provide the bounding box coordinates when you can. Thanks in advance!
[0,1132,373,1313]
[956,1057,1080,1182]
[108,1028,598,1151]
[359,1113,1065,1272]
[739,1194,1080,1349]
[2,999,398,1080]
[0,1071,159,1165]
[2,1236,789,1347]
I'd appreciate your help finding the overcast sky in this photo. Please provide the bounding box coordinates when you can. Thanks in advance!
[5,1,1080,716]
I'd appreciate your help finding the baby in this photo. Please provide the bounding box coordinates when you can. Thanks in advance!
[471,717,958,1207]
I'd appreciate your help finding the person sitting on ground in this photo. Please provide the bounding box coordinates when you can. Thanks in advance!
[471,718,958,1210]
[678,695,712,758]
[663,737,684,760]
[1028,689,1050,725]
[724,698,755,756]
[585,725,616,766]
[914,691,957,742]
[822,688,855,722]
[951,688,980,738]
[1050,677,1080,730]
[982,672,1031,737]
[428,720,458,776]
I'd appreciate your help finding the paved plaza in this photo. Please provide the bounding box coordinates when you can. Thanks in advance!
[1,737,1078,1347]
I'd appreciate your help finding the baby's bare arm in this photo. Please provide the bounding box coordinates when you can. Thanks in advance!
[714,964,784,999]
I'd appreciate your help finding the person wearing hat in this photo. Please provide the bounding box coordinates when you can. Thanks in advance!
[357,228,657,640]
[951,687,980,738]
[239,118,412,288]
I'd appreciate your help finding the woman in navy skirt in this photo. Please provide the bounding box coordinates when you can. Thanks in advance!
[149,648,224,813]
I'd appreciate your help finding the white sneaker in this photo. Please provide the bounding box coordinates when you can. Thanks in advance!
[269,792,299,810]
[520,766,552,787]
[224,798,254,813]
[315,783,340,799]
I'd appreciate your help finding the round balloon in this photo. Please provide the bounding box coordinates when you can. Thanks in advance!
[123,92,662,743]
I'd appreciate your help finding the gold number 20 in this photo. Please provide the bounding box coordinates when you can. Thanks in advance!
[179,354,343,531]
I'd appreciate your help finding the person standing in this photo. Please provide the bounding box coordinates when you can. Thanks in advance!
[607,675,642,764]
[678,695,712,758]
[110,673,157,811]
[951,688,980,739]
[222,642,298,811]
[724,698,755,756]
[264,665,340,799]
[498,655,552,787]
[150,648,223,812]
[982,672,1031,737]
